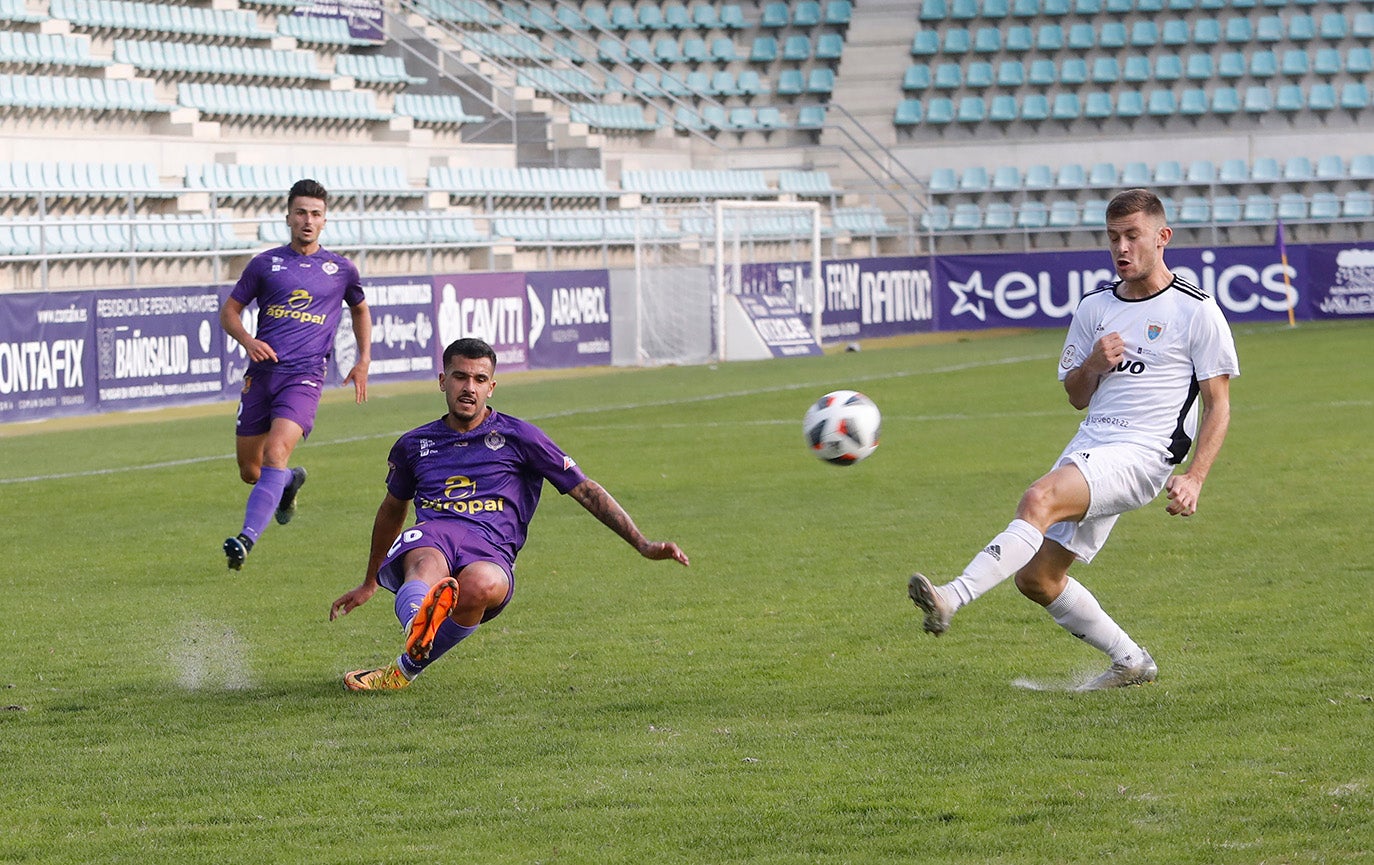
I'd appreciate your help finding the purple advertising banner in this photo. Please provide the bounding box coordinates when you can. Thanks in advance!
[1305,242,1374,318]
[434,271,529,370]
[0,291,96,422]
[735,293,822,357]
[93,286,224,411]
[352,276,437,383]
[296,1,384,41]
[525,270,613,368]
[739,257,936,341]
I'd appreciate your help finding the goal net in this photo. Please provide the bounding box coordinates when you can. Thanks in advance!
[630,200,823,366]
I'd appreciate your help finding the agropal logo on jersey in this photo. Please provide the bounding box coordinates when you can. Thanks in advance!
[415,474,506,515]
[263,289,326,325]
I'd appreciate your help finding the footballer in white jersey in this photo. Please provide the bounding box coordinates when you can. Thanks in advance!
[1058,276,1241,465]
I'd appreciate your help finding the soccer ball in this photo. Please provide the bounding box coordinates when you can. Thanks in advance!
[803,390,881,465]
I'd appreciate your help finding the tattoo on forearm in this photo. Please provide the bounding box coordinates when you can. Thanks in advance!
[574,481,643,548]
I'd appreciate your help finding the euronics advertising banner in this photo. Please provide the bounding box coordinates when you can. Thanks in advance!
[0,291,96,421]
[525,269,612,368]
[94,286,223,411]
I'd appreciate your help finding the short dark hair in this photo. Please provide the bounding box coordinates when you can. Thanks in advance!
[1106,188,1166,223]
[287,178,329,210]
[443,337,498,370]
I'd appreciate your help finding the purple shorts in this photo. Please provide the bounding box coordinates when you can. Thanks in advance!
[377,521,515,623]
[235,365,324,438]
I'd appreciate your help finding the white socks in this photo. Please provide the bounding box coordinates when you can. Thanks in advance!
[944,519,1044,608]
[1044,577,1140,664]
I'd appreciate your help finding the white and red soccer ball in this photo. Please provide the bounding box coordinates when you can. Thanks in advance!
[803,390,881,465]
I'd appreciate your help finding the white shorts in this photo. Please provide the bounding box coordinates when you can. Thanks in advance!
[1043,442,1173,564]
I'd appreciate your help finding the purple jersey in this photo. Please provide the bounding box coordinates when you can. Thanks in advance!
[231,244,364,374]
[385,410,589,562]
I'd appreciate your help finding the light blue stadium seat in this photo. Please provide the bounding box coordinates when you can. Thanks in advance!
[1284,157,1314,182]
[991,165,1022,189]
[1121,162,1150,185]
[1186,160,1216,183]
[950,203,982,231]
[1005,25,1032,52]
[1090,57,1119,83]
[1154,160,1184,184]
[920,204,951,232]
[1055,163,1085,187]
[1024,164,1053,188]
[792,0,821,26]
[1084,92,1112,119]
[1315,155,1345,180]
[983,0,1010,16]
[1177,197,1210,224]
[1147,90,1176,116]
[806,68,835,93]
[1217,158,1248,184]
[1088,22,1123,50]
[1068,24,1094,50]
[934,63,962,89]
[1250,157,1281,182]
[709,70,738,96]
[1017,201,1049,229]
[1162,19,1190,46]
[1130,21,1159,46]
[1020,93,1050,121]
[950,0,978,19]
[782,34,810,61]
[654,38,683,63]
[894,99,923,126]
[1012,0,1040,16]
[1350,155,1374,179]
[1247,196,1275,223]
[609,4,639,30]
[776,69,804,96]
[720,4,747,28]
[693,3,722,28]
[1193,18,1221,45]
[1088,163,1117,186]
[926,97,955,124]
[1276,193,1307,221]
[1155,55,1182,81]
[824,0,853,25]
[1274,85,1304,113]
[1309,192,1341,221]
[1323,12,1352,40]
[1185,53,1214,80]
[816,32,844,60]
[1060,58,1087,85]
[1051,92,1080,120]
[1343,190,1374,219]
[737,69,765,95]
[904,64,931,90]
[1217,52,1246,79]
[761,1,790,26]
[1352,12,1374,39]
[1211,196,1242,222]
[1288,14,1315,41]
[681,37,707,62]
[928,167,957,192]
[710,37,737,63]
[1243,86,1272,113]
[1036,24,1063,51]
[1122,56,1150,82]
[1256,15,1283,42]
[983,201,1016,231]
[1028,59,1056,85]
[944,28,971,53]
[1307,84,1337,112]
[1074,0,1100,12]
[974,27,1001,53]
[956,96,985,122]
[1224,17,1252,43]
[1279,50,1308,77]
[1115,90,1144,118]
[1313,48,1341,76]
[1049,200,1080,228]
[989,94,1018,121]
[997,60,1025,86]
[1340,83,1370,110]
[966,61,993,88]
[910,30,938,56]
[750,36,777,62]
[1249,50,1277,79]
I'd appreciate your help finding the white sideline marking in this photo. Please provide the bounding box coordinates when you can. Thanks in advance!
[0,353,1055,485]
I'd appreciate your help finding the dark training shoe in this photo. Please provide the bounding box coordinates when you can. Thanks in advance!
[223,534,252,571]
[274,467,308,526]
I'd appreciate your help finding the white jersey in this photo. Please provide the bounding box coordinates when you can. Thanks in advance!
[1057,276,1240,464]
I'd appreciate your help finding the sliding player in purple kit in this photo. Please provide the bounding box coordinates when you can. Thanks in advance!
[219,179,372,570]
[329,337,689,691]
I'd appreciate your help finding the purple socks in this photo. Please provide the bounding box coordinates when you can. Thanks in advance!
[239,465,292,544]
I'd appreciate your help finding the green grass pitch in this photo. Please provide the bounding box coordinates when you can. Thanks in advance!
[1,320,1370,864]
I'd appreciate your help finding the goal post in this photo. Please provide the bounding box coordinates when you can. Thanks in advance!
[713,199,823,363]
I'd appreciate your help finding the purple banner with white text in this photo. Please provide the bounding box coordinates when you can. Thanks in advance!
[434,271,530,371]
[525,270,613,368]
[349,276,438,384]
[0,291,96,421]
[94,286,224,410]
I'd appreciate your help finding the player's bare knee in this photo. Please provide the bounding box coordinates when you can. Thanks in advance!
[239,465,260,485]
[1014,567,1058,606]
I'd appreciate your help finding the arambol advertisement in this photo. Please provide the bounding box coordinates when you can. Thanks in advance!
[525,269,612,368]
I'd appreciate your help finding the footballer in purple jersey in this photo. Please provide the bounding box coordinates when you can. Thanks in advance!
[330,337,689,691]
[219,179,372,571]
